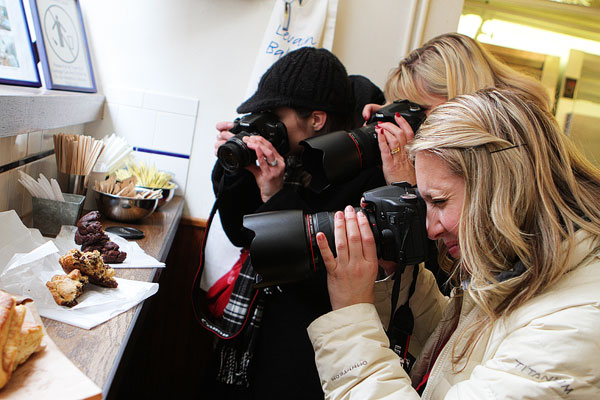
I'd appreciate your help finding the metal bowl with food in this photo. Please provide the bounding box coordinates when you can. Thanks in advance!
[92,188,161,222]
[136,182,177,209]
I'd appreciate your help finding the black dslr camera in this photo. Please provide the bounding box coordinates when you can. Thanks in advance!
[243,182,429,288]
[217,112,289,174]
[300,100,426,192]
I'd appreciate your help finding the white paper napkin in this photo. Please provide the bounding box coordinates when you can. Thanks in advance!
[53,225,165,268]
[0,211,159,330]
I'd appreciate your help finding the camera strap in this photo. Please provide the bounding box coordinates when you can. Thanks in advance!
[191,173,261,340]
[387,264,419,373]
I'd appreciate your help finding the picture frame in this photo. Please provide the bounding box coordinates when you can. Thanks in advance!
[29,0,96,92]
[0,0,41,87]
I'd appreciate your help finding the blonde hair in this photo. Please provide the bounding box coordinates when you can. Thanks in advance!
[385,33,552,112]
[408,88,600,364]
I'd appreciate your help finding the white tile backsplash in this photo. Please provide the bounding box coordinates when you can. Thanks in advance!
[0,85,198,220]
[7,169,24,216]
[37,156,58,192]
[21,163,40,216]
[27,131,43,155]
[105,86,144,108]
[1,125,81,217]
[0,172,9,211]
[114,106,157,148]
[12,135,28,163]
[153,112,196,155]
[103,87,198,196]
[143,92,199,116]
[0,136,13,166]
[41,130,56,152]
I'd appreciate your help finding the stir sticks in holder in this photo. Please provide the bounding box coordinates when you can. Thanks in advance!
[53,133,105,176]
[93,133,133,175]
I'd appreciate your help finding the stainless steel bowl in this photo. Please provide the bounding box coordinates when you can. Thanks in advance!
[137,182,177,209]
[92,188,159,222]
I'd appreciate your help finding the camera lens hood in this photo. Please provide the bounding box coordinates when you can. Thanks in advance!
[300,131,364,192]
[243,210,315,288]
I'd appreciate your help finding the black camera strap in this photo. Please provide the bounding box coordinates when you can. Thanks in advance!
[387,264,419,373]
[191,173,261,340]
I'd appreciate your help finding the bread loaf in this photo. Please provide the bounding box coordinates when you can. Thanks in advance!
[0,291,44,390]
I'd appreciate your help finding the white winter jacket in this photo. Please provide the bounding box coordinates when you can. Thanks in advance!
[308,230,600,399]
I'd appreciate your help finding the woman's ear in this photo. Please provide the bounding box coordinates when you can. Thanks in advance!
[311,111,328,131]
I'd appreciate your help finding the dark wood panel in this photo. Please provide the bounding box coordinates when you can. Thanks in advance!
[108,220,216,398]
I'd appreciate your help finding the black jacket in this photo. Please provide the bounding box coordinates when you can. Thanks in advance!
[211,159,386,399]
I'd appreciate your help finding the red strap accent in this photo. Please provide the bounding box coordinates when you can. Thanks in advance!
[206,248,249,318]
[415,370,431,393]
[415,334,451,393]
[403,335,411,360]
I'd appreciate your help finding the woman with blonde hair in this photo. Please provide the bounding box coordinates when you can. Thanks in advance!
[308,88,600,398]
[374,32,552,186]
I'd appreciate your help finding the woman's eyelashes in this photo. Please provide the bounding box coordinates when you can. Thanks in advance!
[429,197,447,207]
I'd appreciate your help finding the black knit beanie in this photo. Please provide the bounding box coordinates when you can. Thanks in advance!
[237,47,354,115]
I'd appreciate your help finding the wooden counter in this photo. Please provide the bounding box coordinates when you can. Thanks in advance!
[41,196,184,398]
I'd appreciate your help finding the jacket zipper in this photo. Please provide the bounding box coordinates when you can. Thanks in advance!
[421,302,480,399]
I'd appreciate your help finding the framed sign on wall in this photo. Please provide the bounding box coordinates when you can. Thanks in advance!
[0,0,41,87]
[29,0,96,92]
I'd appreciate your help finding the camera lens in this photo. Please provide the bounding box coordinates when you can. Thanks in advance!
[243,183,429,288]
[217,134,256,173]
[217,112,289,174]
[243,210,316,288]
[300,126,379,192]
[300,100,426,192]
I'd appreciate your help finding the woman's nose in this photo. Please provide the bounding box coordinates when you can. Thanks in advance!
[426,213,443,241]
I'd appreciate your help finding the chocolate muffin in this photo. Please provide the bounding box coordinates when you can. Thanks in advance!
[75,211,127,264]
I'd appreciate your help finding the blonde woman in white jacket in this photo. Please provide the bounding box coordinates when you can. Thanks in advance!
[308,89,600,399]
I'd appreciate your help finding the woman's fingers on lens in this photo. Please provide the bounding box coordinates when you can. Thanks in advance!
[344,206,362,248]
[316,232,336,272]
[334,211,349,265]
[357,211,377,260]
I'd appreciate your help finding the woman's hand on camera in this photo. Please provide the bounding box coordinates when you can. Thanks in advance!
[316,206,378,311]
[243,135,285,202]
[214,121,235,155]
[376,113,416,185]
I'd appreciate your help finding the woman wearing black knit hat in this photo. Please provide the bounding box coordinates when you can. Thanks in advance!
[200,47,386,399]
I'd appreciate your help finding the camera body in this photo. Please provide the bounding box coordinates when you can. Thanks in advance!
[217,112,288,174]
[243,182,429,288]
[300,100,426,192]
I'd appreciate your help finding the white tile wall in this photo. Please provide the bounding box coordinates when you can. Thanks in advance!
[7,169,24,216]
[142,92,199,116]
[27,131,43,155]
[0,136,13,166]
[0,86,198,217]
[0,172,9,211]
[104,85,198,194]
[0,127,82,216]
[42,129,57,152]
[105,86,144,108]
[153,112,195,155]
[114,105,157,148]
